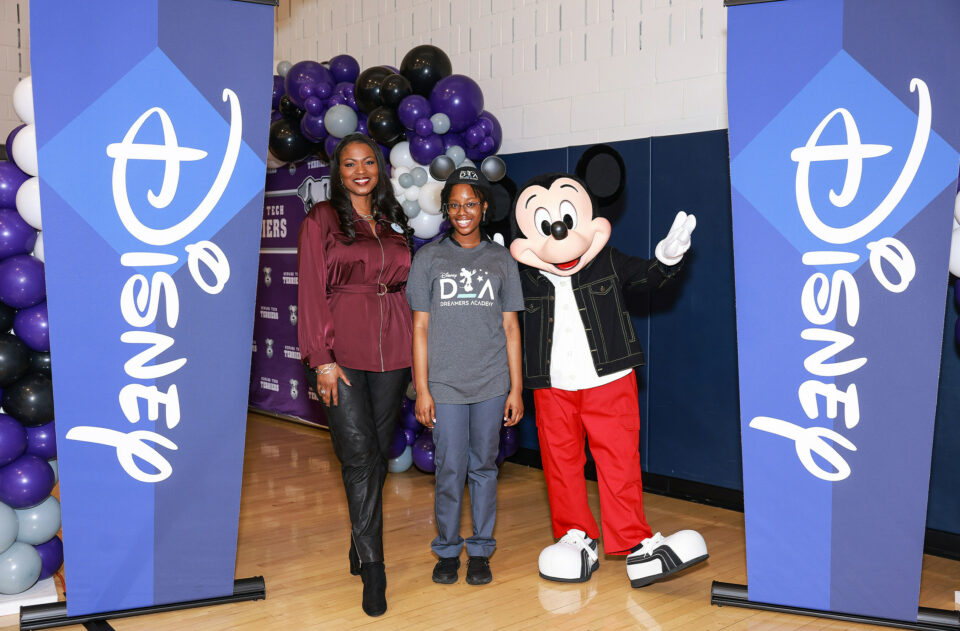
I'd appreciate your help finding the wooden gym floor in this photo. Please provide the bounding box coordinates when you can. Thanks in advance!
[6,412,959,630]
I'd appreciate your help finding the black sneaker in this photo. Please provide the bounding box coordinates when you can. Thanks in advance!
[432,557,460,584]
[466,556,492,585]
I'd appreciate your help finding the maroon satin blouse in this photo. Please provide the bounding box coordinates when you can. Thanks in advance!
[297,201,413,372]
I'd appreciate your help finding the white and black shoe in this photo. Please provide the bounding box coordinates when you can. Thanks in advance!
[538,529,599,583]
[625,530,708,588]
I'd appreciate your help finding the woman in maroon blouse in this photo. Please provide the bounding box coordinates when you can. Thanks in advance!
[297,133,413,617]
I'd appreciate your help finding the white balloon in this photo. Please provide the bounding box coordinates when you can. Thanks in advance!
[391,180,405,200]
[13,76,34,125]
[408,209,445,238]
[954,191,960,224]
[389,141,416,169]
[391,166,410,177]
[16,176,41,229]
[11,124,38,176]
[404,185,420,201]
[950,226,960,277]
[32,231,44,262]
[418,181,444,215]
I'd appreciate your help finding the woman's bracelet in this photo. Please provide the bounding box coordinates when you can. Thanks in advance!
[317,362,336,375]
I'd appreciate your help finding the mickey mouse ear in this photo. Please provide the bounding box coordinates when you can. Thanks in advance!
[487,175,516,223]
[575,144,625,206]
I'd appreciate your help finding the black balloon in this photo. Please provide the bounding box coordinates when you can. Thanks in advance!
[278,94,305,122]
[2,372,54,427]
[354,66,394,114]
[366,106,405,146]
[380,73,412,108]
[0,333,29,387]
[29,351,51,377]
[0,301,14,332]
[269,118,314,163]
[400,45,453,97]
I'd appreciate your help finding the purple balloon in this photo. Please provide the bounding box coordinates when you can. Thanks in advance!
[25,421,55,460]
[329,54,361,84]
[271,110,283,122]
[334,81,354,98]
[465,125,484,147]
[0,208,38,259]
[0,453,55,508]
[412,430,436,473]
[478,110,503,153]
[298,83,316,101]
[304,96,324,116]
[496,441,507,466]
[429,74,484,132]
[13,301,48,352]
[401,396,415,415]
[284,61,335,108]
[442,132,465,152]
[0,162,29,209]
[356,113,369,136]
[315,82,333,99]
[479,137,495,153]
[324,135,342,159]
[34,535,63,580]
[387,424,407,459]
[326,94,347,108]
[271,75,285,110]
[403,427,417,446]
[0,255,45,309]
[397,95,432,130]
[501,426,519,458]
[5,125,25,162]
[0,414,27,467]
[301,114,328,142]
[415,117,433,137]
[409,133,445,165]
[400,407,420,431]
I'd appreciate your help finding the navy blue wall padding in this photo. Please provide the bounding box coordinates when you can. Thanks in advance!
[502,130,960,535]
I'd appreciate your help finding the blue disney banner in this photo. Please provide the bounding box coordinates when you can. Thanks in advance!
[728,0,960,622]
[31,0,273,616]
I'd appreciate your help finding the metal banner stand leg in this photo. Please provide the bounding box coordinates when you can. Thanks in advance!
[18,577,266,631]
[712,582,960,631]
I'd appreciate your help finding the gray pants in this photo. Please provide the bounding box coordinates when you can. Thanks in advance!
[432,394,506,558]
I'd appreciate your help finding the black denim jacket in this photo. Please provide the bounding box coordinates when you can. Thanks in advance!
[518,246,682,389]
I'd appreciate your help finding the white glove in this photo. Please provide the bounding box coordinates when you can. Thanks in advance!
[655,211,697,266]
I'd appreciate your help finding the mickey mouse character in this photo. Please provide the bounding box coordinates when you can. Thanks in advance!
[509,146,708,588]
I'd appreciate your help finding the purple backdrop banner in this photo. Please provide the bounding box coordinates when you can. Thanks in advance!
[249,160,329,425]
[729,0,960,621]
[31,0,273,615]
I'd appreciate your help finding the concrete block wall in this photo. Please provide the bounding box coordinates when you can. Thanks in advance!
[0,0,28,142]
[275,0,729,155]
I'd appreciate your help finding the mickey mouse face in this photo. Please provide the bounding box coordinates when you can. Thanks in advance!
[510,176,611,276]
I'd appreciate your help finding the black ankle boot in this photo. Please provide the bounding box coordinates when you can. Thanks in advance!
[349,539,361,576]
[360,561,387,617]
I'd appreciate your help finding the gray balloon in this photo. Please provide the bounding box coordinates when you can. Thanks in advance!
[411,167,428,187]
[480,156,507,183]
[388,445,412,473]
[277,60,292,77]
[49,460,57,485]
[0,503,17,553]
[15,496,60,546]
[445,145,466,167]
[402,199,421,218]
[429,155,455,180]
[0,542,41,594]
[324,104,359,138]
[430,113,451,135]
[398,173,414,188]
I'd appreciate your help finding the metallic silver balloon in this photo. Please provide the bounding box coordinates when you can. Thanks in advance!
[323,104,358,138]
[430,155,455,180]
[277,60,292,77]
[480,156,506,183]
[410,167,428,187]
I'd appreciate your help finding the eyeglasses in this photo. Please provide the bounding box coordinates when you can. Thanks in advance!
[445,201,482,212]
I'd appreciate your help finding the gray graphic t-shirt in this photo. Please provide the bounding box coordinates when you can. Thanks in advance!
[406,237,524,404]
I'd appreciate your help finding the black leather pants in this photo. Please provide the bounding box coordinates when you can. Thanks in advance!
[315,365,407,563]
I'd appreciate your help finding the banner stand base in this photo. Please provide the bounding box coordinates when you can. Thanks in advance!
[18,576,266,631]
[712,582,960,631]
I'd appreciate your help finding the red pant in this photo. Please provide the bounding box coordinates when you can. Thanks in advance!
[533,372,653,555]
